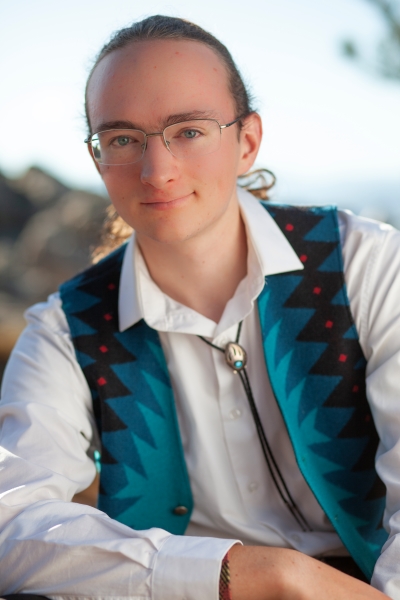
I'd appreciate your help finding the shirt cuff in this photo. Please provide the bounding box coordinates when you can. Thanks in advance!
[151,534,241,600]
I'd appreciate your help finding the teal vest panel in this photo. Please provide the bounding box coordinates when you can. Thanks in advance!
[60,203,387,579]
[60,248,193,534]
[259,204,387,579]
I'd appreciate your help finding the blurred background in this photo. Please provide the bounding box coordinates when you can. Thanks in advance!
[0,0,399,382]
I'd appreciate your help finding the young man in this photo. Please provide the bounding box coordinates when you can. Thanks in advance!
[0,15,399,600]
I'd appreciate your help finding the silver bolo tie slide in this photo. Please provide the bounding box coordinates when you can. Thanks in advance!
[224,342,247,373]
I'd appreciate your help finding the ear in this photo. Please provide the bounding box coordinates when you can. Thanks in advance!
[236,112,263,176]
[87,140,102,176]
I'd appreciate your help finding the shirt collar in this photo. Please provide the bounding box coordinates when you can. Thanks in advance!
[118,188,303,332]
[237,187,304,276]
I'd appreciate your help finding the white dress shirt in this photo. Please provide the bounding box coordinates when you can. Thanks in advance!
[1,189,400,599]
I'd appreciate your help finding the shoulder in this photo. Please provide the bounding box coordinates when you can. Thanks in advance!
[336,209,400,356]
[337,208,395,259]
[25,291,70,339]
[337,208,400,293]
[16,293,78,379]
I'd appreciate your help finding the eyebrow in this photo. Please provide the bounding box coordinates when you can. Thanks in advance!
[94,110,218,133]
[164,110,217,126]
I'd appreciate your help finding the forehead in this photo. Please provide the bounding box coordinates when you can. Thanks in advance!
[87,39,234,131]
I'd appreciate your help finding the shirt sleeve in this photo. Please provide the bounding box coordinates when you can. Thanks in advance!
[0,293,237,600]
[339,211,400,598]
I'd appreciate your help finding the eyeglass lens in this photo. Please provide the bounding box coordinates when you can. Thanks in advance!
[90,119,222,165]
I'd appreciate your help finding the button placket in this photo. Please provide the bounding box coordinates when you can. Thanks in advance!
[215,347,264,510]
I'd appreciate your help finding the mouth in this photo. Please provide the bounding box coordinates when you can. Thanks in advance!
[141,193,193,210]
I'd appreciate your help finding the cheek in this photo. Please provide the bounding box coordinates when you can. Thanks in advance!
[100,166,140,201]
[195,142,240,181]
[198,146,240,196]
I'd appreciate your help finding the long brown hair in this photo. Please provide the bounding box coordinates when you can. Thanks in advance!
[87,16,275,261]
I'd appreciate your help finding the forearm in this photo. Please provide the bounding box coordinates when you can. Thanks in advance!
[229,546,390,600]
[0,447,236,599]
[0,494,237,599]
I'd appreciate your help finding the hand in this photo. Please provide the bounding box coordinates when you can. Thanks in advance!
[228,545,390,600]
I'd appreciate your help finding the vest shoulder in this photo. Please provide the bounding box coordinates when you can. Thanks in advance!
[60,244,127,293]
[259,203,340,244]
[260,202,338,219]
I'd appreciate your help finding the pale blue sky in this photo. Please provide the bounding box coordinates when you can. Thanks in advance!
[0,0,399,208]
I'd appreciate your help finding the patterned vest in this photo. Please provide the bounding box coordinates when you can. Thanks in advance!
[60,204,387,579]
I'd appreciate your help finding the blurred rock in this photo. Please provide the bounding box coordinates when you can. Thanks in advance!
[0,292,27,381]
[0,166,109,380]
[0,172,36,239]
[9,166,69,208]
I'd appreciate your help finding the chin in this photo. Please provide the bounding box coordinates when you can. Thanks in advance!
[140,223,196,245]
[132,205,209,245]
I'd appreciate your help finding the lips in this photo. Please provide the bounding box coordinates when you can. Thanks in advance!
[142,193,191,203]
[141,192,193,210]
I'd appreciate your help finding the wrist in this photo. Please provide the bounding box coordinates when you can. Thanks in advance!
[228,545,296,600]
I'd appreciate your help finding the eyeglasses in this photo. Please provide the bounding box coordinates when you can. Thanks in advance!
[84,117,242,165]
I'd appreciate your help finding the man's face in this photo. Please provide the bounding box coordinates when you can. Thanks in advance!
[86,39,259,245]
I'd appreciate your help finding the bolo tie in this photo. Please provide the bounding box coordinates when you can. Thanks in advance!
[198,321,312,532]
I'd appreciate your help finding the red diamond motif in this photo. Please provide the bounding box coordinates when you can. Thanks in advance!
[352,385,359,393]
[339,354,347,362]
[300,254,308,263]
[97,377,107,386]
[365,414,371,422]
[108,283,116,290]
[325,320,333,328]
[285,223,294,231]
[99,345,108,353]
[313,287,321,295]
[104,313,112,321]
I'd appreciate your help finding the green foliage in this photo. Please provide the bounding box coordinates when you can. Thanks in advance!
[342,0,400,81]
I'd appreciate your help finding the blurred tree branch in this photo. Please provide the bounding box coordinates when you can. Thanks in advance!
[342,0,400,80]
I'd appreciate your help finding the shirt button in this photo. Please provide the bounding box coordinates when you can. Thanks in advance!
[248,482,259,492]
[173,505,189,516]
[230,408,242,419]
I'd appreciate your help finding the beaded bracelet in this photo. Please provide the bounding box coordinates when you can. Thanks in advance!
[219,552,231,600]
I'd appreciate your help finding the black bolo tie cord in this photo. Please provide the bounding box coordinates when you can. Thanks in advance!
[198,322,312,533]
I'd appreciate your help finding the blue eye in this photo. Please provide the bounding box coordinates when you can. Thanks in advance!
[117,136,130,146]
[183,130,198,139]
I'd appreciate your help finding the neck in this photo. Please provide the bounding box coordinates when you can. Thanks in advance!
[137,198,247,323]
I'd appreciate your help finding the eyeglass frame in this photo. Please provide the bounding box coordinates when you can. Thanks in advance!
[84,116,244,164]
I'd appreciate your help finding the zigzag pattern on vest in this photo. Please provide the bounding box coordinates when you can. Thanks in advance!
[60,247,193,534]
[260,204,387,578]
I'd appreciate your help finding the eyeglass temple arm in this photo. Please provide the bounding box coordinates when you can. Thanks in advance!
[220,116,243,130]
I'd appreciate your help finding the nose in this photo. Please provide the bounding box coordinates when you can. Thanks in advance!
[139,133,177,189]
